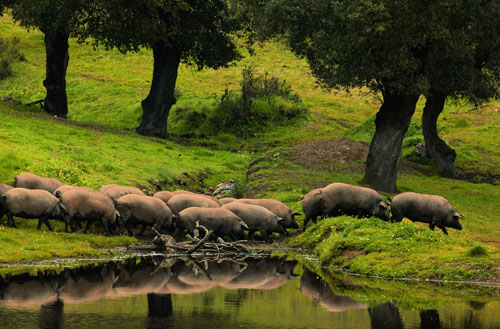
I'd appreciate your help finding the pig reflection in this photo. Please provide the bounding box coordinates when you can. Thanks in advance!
[222,258,297,290]
[111,257,172,297]
[162,260,246,294]
[163,258,297,294]
[300,269,367,312]
[58,263,118,303]
[0,275,60,307]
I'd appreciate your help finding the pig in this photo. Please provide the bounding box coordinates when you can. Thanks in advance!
[390,192,463,235]
[59,189,118,235]
[321,183,390,220]
[0,188,67,231]
[53,185,93,198]
[154,190,221,205]
[98,184,145,201]
[115,194,174,236]
[166,194,220,215]
[222,202,287,242]
[0,183,13,195]
[13,173,64,194]
[235,198,300,230]
[153,191,175,204]
[172,190,221,205]
[176,207,248,241]
[302,188,324,231]
[218,197,237,205]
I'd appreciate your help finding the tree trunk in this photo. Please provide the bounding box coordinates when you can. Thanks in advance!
[43,31,69,118]
[136,42,181,139]
[422,93,456,177]
[361,93,419,193]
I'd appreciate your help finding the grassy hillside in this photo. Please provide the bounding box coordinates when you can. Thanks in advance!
[0,14,499,280]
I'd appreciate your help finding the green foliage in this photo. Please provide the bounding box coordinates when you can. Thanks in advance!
[0,37,24,80]
[228,178,246,198]
[27,158,90,186]
[198,67,308,136]
[79,0,241,70]
[467,245,488,257]
[5,0,85,34]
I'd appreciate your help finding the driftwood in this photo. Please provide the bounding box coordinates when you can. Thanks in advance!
[152,223,260,256]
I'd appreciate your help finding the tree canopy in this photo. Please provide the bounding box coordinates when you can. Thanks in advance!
[233,0,500,191]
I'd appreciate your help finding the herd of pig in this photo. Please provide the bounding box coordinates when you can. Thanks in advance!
[0,172,464,242]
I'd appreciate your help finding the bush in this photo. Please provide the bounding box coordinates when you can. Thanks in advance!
[467,245,487,257]
[0,37,25,80]
[27,158,90,187]
[170,67,308,137]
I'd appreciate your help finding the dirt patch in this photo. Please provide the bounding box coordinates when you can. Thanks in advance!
[291,138,368,173]
[313,113,353,128]
[455,168,500,185]
[289,138,428,176]
[341,249,367,260]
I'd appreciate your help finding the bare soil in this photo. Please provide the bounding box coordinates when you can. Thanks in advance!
[289,138,428,176]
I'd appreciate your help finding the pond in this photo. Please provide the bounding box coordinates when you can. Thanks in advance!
[0,255,499,329]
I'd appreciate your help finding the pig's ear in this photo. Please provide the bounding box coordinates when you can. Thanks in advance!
[453,212,463,219]
[379,202,388,209]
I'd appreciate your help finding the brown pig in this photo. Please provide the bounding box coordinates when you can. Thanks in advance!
[98,184,145,201]
[13,173,64,194]
[59,189,118,235]
[302,188,324,231]
[115,194,174,236]
[166,193,219,215]
[0,188,67,231]
[222,202,287,242]
[0,183,13,196]
[321,183,390,220]
[176,207,248,241]
[235,198,300,230]
[53,185,93,198]
[391,192,463,235]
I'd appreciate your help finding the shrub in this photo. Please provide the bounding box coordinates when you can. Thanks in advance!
[467,245,487,257]
[0,37,25,80]
[27,158,90,187]
[170,67,308,137]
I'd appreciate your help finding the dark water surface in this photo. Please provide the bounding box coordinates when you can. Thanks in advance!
[0,255,499,329]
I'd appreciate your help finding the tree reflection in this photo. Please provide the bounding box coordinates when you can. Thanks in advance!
[420,310,441,329]
[369,303,404,329]
[146,293,173,329]
[39,298,64,329]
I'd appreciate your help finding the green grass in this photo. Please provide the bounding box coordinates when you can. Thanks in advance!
[0,223,138,263]
[0,14,499,280]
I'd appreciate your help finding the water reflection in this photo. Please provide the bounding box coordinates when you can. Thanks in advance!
[0,256,498,329]
[300,268,368,312]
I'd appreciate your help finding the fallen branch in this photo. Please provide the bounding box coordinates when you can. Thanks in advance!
[187,222,213,255]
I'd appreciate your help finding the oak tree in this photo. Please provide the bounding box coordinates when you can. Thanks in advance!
[233,0,500,191]
[1,0,86,117]
[80,0,241,138]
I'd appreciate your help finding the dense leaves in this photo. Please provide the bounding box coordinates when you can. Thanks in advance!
[80,0,241,70]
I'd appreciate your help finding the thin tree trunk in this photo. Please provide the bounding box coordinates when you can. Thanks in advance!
[43,30,69,118]
[136,42,181,139]
[422,93,456,177]
[361,93,419,193]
